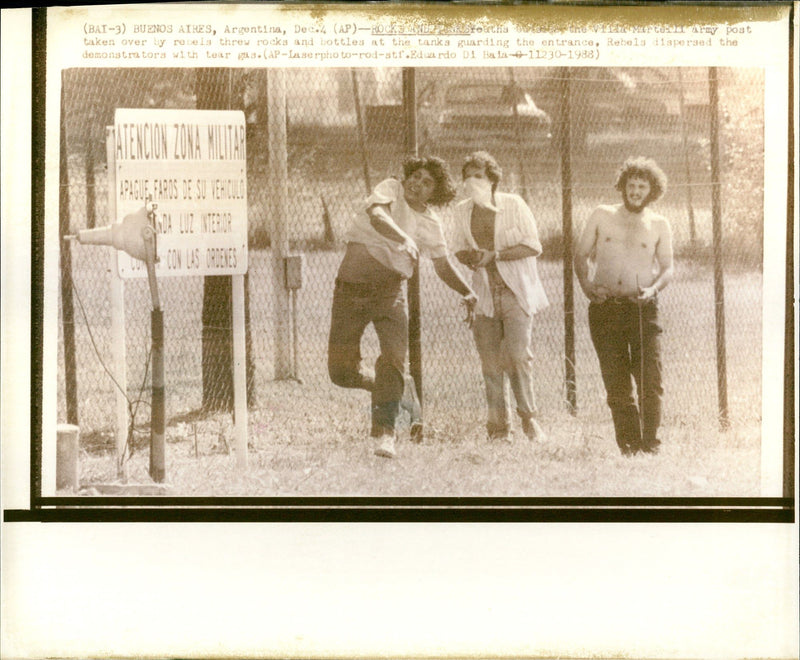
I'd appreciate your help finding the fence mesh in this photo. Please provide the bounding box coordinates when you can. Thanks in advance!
[58,66,764,453]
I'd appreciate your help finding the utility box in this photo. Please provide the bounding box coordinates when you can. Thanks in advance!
[285,254,304,290]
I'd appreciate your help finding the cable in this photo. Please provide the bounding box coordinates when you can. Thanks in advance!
[69,273,152,464]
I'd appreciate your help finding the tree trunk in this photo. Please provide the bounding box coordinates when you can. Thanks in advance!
[196,68,255,411]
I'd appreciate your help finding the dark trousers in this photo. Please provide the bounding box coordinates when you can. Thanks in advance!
[328,278,407,437]
[588,298,663,453]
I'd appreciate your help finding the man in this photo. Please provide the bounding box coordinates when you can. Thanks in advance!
[452,151,549,443]
[574,156,674,455]
[328,156,477,459]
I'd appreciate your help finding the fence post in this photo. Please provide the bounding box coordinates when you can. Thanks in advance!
[106,126,129,481]
[403,68,423,415]
[507,68,530,203]
[351,69,372,194]
[676,69,697,245]
[560,67,577,415]
[84,115,97,230]
[784,127,795,498]
[708,66,730,430]
[268,68,292,379]
[59,79,79,426]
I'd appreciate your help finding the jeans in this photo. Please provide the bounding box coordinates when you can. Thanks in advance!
[328,278,407,437]
[588,297,664,453]
[472,279,538,437]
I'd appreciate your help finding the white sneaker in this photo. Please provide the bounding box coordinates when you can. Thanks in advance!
[374,433,396,458]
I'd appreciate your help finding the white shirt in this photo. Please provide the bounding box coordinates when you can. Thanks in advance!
[451,192,549,317]
[344,178,449,279]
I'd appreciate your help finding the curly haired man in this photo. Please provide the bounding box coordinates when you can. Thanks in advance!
[574,157,674,456]
[328,156,477,459]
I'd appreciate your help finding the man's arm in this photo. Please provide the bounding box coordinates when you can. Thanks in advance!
[499,244,540,261]
[511,195,543,257]
[638,217,674,300]
[367,203,411,244]
[470,197,543,268]
[367,203,418,260]
[472,244,540,269]
[574,209,603,302]
[455,249,481,269]
[432,255,475,297]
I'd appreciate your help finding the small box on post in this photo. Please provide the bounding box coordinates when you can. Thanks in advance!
[284,254,304,290]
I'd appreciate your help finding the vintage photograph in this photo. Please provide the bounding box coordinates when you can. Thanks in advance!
[2,5,796,660]
[54,64,769,497]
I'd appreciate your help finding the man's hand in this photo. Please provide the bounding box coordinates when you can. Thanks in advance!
[461,292,478,328]
[637,285,658,301]
[400,238,419,263]
[585,284,610,304]
[473,249,496,270]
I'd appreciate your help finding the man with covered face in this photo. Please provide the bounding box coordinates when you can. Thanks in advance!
[574,156,674,456]
[453,150,549,443]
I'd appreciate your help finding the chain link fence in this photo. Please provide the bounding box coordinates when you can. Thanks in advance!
[58,66,763,451]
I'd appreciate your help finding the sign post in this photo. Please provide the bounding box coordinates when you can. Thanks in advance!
[106,126,129,480]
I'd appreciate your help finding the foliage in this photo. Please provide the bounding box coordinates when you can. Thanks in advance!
[718,69,765,268]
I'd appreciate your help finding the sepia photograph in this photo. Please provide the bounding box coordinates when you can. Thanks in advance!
[2,3,796,660]
[52,64,771,498]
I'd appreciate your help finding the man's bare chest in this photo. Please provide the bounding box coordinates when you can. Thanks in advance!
[597,219,657,254]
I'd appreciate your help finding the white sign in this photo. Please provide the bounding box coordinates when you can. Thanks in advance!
[114,108,248,277]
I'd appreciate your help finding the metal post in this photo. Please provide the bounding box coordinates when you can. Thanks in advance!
[508,68,530,203]
[84,116,97,229]
[106,126,129,481]
[149,307,165,482]
[708,67,729,430]
[59,82,79,426]
[351,69,372,194]
[143,225,165,482]
[677,69,697,245]
[232,274,248,468]
[403,68,423,426]
[268,68,292,379]
[560,67,577,415]
[291,290,299,378]
[784,101,795,498]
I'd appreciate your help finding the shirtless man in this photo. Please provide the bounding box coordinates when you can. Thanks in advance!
[574,157,673,455]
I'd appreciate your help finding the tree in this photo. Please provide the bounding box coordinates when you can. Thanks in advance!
[195,68,256,411]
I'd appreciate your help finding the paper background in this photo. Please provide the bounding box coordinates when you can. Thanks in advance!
[2,4,797,658]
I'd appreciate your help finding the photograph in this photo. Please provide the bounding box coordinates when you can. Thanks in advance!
[2,3,797,660]
[52,64,772,499]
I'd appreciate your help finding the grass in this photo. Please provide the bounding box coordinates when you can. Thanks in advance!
[62,249,763,498]
[75,396,760,498]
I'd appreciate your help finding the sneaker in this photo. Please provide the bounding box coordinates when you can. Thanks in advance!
[521,417,547,442]
[374,433,396,458]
